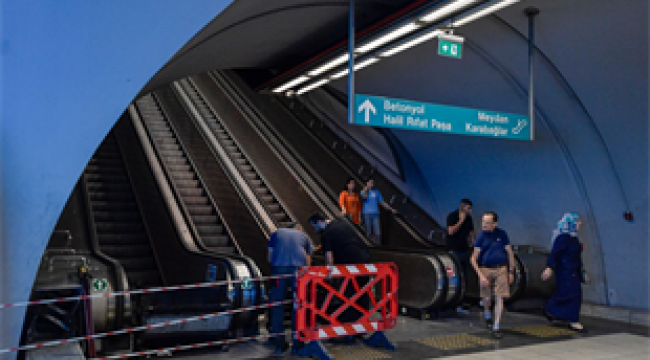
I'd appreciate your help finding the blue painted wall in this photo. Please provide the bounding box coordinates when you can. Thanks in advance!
[333,0,648,309]
[0,0,233,355]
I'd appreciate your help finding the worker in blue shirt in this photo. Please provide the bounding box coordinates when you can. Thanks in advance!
[360,177,396,245]
[267,224,313,354]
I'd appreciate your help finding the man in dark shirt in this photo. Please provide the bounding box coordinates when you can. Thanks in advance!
[309,214,371,339]
[446,199,475,312]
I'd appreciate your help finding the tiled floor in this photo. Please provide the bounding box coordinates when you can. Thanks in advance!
[442,333,650,360]
[160,309,650,359]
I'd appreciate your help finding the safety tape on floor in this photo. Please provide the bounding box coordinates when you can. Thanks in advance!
[0,300,292,354]
[0,273,294,310]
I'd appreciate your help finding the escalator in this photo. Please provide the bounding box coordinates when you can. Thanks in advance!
[135,93,235,254]
[183,71,462,311]
[176,78,294,231]
[84,133,163,288]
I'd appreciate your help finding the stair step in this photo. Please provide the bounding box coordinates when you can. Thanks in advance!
[196,225,224,235]
[188,205,213,216]
[202,235,230,248]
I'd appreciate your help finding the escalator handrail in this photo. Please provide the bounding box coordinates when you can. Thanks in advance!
[80,172,129,329]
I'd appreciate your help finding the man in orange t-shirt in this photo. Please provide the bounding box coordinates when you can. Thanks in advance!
[339,178,361,224]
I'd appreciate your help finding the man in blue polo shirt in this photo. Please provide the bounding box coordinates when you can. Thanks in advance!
[470,211,515,339]
[360,177,397,244]
[268,224,313,353]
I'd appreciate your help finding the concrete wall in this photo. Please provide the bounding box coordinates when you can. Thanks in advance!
[333,0,648,309]
[0,1,233,356]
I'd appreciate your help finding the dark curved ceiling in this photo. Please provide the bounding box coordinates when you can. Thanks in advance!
[142,0,430,93]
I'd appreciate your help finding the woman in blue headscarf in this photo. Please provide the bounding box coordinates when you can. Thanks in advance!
[541,213,586,332]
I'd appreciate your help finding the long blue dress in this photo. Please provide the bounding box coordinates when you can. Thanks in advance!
[544,233,583,322]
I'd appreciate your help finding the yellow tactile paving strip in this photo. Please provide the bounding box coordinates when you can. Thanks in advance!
[510,324,576,337]
[328,345,393,359]
[415,333,495,350]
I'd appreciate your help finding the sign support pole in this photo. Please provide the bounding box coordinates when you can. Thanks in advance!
[348,0,355,124]
[525,7,539,140]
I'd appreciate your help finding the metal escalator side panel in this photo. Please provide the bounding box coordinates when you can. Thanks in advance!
[369,249,446,309]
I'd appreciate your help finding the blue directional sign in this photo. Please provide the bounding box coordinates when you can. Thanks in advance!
[354,94,532,141]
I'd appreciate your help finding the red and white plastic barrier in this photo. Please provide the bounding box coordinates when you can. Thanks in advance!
[295,263,399,342]
[0,273,293,309]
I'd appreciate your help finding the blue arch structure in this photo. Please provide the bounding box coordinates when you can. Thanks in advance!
[1,0,233,354]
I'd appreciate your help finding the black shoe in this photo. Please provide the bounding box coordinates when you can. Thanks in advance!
[492,329,504,339]
[485,318,494,329]
[543,311,556,323]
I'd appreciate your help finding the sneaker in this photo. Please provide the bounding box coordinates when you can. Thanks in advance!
[485,318,494,329]
[492,329,504,339]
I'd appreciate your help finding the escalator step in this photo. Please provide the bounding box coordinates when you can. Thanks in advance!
[272,213,288,221]
[86,183,131,192]
[98,233,149,245]
[196,224,224,235]
[95,222,144,233]
[91,201,137,211]
[231,152,244,159]
[223,140,235,146]
[85,165,125,174]
[267,204,281,212]
[157,143,180,151]
[170,172,195,180]
[243,172,258,180]
[101,245,153,258]
[89,192,135,201]
[178,187,204,197]
[175,179,200,188]
[251,179,263,186]
[240,164,253,172]
[154,137,178,145]
[86,173,128,181]
[182,196,209,205]
[193,215,218,223]
[93,211,141,222]
[254,188,270,195]
[188,205,213,216]
[207,247,236,255]
[167,164,191,172]
[261,195,274,203]
[235,159,248,166]
[202,235,230,248]
[160,150,183,157]
[225,146,238,152]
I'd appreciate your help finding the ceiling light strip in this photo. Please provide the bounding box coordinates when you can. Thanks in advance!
[452,0,520,27]
[419,0,482,23]
[381,29,444,57]
[296,79,330,95]
[308,54,350,76]
[331,58,379,79]
[356,22,421,53]
[273,76,310,93]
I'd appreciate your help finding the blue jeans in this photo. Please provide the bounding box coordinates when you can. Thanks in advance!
[270,266,300,347]
[363,213,381,244]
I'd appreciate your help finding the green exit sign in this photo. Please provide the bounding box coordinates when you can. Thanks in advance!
[438,34,464,59]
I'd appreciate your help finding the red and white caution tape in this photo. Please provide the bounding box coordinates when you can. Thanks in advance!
[0,300,291,355]
[92,330,296,359]
[0,273,294,310]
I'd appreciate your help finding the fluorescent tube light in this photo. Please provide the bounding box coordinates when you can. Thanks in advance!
[296,79,330,95]
[357,23,421,53]
[330,58,380,79]
[308,54,350,76]
[419,0,481,23]
[381,29,443,57]
[273,76,310,93]
[452,0,520,27]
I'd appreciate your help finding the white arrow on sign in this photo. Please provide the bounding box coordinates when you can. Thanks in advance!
[358,99,376,123]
